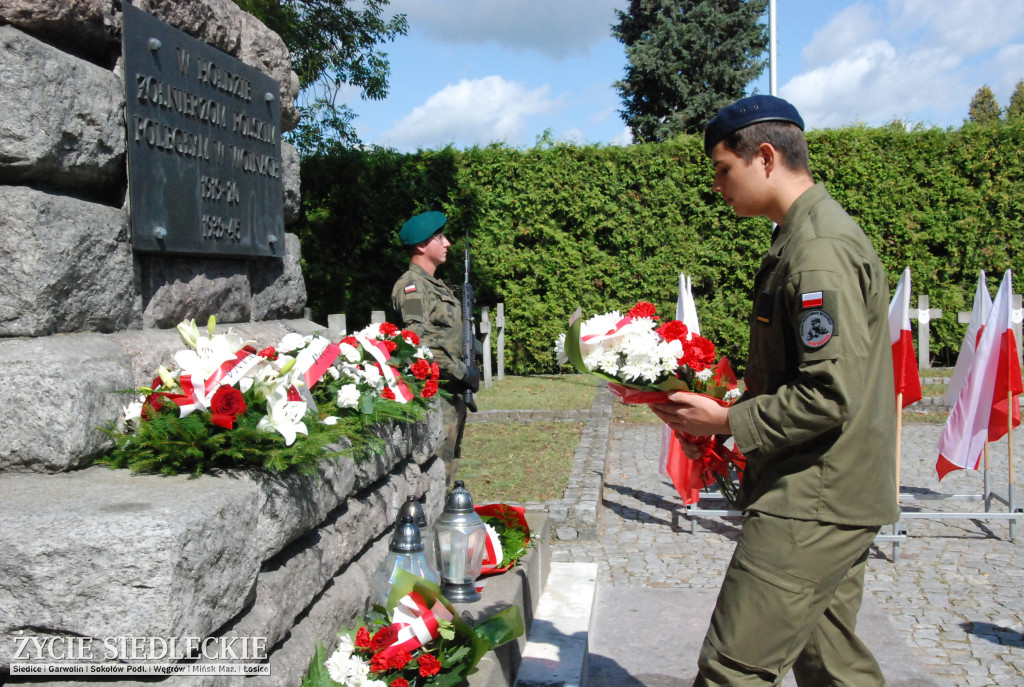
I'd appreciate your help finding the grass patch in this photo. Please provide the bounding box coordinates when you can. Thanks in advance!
[474,374,601,411]
[612,402,661,425]
[459,421,584,503]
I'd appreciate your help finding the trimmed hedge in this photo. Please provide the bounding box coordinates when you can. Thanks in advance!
[296,123,1024,375]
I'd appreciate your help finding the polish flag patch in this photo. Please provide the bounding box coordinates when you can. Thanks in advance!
[404,284,417,293]
[801,291,823,309]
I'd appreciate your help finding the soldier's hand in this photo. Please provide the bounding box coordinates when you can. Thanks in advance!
[462,367,480,393]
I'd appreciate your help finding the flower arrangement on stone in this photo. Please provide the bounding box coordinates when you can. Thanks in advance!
[302,569,523,687]
[555,301,745,505]
[101,317,437,476]
[476,504,532,577]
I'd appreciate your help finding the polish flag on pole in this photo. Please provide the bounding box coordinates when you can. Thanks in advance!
[659,273,704,504]
[936,270,1023,479]
[888,268,922,408]
[945,271,992,406]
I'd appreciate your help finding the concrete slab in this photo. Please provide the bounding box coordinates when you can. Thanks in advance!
[514,562,599,687]
[586,587,939,687]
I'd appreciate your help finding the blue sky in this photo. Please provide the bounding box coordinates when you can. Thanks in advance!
[337,0,1024,152]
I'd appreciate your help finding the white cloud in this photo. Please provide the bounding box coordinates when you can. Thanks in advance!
[609,126,633,147]
[387,0,627,58]
[893,0,1024,55]
[379,76,557,150]
[801,3,880,68]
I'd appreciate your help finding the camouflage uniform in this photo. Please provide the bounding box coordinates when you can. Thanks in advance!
[392,263,467,485]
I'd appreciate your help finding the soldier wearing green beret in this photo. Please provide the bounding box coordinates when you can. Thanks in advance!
[652,95,898,686]
[391,211,479,486]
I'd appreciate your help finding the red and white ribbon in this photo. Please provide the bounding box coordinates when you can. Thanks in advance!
[377,591,453,658]
[294,336,341,390]
[580,316,634,345]
[356,335,415,403]
[478,523,504,575]
[174,350,261,416]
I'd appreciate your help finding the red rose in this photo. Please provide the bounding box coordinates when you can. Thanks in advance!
[410,359,431,380]
[370,625,398,651]
[391,679,410,687]
[656,320,689,343]
[355,627,372,648]
[381,387,396,400]
[210,386,246,429]
[379,322,399,337]
[388,650,412,670]
[257,346,277,360]
[627,301,659,320]
[418,653,441,677]
[151,375,165,390]
[242,344,258,354]
[421,380,438,399]
[401,329,420,345]
[142,392,164,420]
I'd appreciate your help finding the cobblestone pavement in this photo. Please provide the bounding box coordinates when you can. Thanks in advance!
[549,392,1024,687]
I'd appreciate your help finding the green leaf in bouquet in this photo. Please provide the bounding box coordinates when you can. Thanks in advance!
[563,308,591,376]
[358,392,376,415]
[472,605,526,648]
[300,643,333,687]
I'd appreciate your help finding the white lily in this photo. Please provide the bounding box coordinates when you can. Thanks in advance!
[257,387,308,446]
[176,319,200,348]
[123,399,144,427]
[174,331,246,381]
[157,365,177,389]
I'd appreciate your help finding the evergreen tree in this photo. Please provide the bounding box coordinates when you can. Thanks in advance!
[612,0,769,143]
[233,0,408,153]
[967,84,1002,125]
[1006,79,1024,123]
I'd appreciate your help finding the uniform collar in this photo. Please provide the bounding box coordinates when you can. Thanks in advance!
[770,183,828,255]
[409,262,444,284]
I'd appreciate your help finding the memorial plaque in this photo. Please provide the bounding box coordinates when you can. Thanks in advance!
[123,4,284,258]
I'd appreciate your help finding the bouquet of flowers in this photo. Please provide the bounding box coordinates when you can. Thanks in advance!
[476,504,531,576]
[555,301,745,505]
[101,317,438,476]
[303,569,524,687]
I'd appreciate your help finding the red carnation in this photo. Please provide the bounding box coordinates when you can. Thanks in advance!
[410,359,432,380]
[355,627,372,648]
[627,301,659,320]
[656,320,689,343]
[430,362,440,380]
[381,387,396,400]
[391,679,410,687]
[388,650,413,670]
[684,336,716,370]
[379,322,399,337]
[340,336,359,348]
[418,653,441,677]
[370,652,390,673]
[382,340,397,353]
[210,386,246,429]
[421,380,438,399]
[401,330,420,345]
[370,625,398,651]
[257,346,278,360]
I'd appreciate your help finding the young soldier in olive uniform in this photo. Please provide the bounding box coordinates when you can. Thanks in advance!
[391,211,480,487]
[652,96,899,686]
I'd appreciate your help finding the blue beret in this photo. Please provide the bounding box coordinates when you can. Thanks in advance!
[399,211,447,245]
[703,95,804,157]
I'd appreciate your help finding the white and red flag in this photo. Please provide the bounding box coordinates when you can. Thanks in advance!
[888,268,922,408]
[937,270,1023,479]
[945,270,992,406]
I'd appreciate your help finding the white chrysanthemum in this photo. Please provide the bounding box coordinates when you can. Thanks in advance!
[337,384,360,408]
[277,332,310,353]
[324,638,366,684]
[579,311,624,339]
[361,364,382,389]
[416,346,433,359]
[339,342,361,363]
[554,333,568,365]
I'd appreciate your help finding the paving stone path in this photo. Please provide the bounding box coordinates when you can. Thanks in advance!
[544,389,1024,687]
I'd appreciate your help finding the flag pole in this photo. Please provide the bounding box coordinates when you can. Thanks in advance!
[984,442,991,511]
[895,392,903,504]
[1008,388,1016,540]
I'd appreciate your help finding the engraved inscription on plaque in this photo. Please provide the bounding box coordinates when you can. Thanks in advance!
[123,4,284,258]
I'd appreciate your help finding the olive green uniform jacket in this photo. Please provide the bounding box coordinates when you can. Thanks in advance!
[728,183,900,527]
[391,263,467,382]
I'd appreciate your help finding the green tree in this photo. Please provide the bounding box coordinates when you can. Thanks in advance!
[967,84,1002,125]
[233,0,408,153]
[1006,79,1024,122]
[612,0,769,143]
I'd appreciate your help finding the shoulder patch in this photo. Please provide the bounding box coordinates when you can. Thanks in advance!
[800,291,823,309]
[800,310,834,348]
[404,284,417,294]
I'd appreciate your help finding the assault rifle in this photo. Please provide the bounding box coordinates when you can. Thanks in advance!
[462,227,478,412]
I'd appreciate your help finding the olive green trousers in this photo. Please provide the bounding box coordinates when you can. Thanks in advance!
[693,512,885,686]
[439,391,466,487]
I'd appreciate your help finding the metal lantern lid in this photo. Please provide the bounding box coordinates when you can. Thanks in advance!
[442,480,476,515]
[398,496,428,530]
[390,514,424,553]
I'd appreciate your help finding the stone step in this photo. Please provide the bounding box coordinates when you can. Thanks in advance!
[513,562,599,687]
